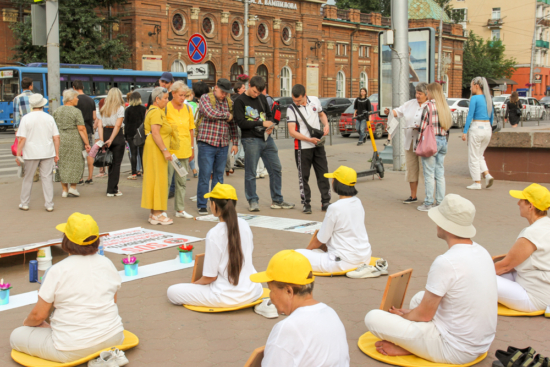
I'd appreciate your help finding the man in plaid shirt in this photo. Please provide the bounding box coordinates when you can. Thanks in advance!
[13,77,34,130]
[196,78,238,215]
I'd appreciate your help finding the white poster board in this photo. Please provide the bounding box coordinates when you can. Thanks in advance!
[306,64,319,97]
[196,214,322,235]
[187,64,209,80]
[142,55,163,71]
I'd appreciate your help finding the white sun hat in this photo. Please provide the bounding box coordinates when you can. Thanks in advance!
[428,194,476,238]
[29,94,48,109]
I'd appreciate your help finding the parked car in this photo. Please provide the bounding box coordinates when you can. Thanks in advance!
[134,87,154,107]
[338,101,387,139]
[504,97,545,120]
[539,96,550,109]
[446,98,469,128]
[319,97,353,121]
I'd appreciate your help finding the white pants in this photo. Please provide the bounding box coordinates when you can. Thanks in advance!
[364,291,481,365]
[467,121,492,181]
[10,327,124,363]
[497,271,539,312]
[167,283,262,308]
[20,158,55,208]
[295,249,366,273]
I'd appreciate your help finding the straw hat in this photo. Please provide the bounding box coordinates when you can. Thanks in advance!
[428,194,476,238]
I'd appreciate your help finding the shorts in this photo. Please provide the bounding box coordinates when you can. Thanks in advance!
[88,133,94,146]
[405,141,421,182]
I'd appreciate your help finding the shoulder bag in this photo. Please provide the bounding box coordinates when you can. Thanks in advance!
[415,103,437,158]
[290,103,324,140]
[93,148,113,168]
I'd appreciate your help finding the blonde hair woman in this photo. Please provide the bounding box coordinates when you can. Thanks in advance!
[416,82,451,211]
[97,88,125,196]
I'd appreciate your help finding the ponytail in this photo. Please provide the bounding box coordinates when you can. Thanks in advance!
[471,77,493,116]
[212,198,243,286]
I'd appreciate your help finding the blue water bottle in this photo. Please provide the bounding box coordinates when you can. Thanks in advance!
[98,240,104,256]
[29,260,38,283]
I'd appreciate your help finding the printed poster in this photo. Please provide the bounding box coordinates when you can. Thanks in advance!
[196,214,322,235]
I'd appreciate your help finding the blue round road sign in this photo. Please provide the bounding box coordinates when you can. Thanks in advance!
[187,34,208,64]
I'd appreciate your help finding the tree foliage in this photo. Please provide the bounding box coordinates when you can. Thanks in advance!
[10,0,131,69]
[462,31,517,88]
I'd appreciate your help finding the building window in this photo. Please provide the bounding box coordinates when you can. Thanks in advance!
[171,59,186,72]
[230,63,243,82]
[282,27,291,43]
[257,65,269,92]
[492,29,500,40]
[359,46,369,58]
[280,66,292,97]
[202,17,214,35]
[443,74,449,96]
[452,8,467,23]
[172,13,185,32]
[232,21,242,37]
[337,44,348,56]
[258,23,268,41]
[336,71,345,98]
[360,72,368,90]
[205,61,216,89]
[492,7,501,20]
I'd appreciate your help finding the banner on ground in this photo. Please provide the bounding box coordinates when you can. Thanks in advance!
[102,227,203,255]
[196,214,322,234]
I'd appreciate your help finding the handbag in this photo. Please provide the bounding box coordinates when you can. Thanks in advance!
[415,103,438,158]
[290,103,325,142]
[93,148,114,168]
[11,137,18,156]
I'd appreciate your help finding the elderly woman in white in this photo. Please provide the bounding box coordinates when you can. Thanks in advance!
[384,82,429,204]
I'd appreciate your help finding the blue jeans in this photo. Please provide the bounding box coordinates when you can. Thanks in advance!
[196,142,229,209]
[356,119,367,142]
[241,136,283,204]
[421,136,448,206]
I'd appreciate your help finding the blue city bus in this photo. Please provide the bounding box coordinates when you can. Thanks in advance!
[0,66,190,130]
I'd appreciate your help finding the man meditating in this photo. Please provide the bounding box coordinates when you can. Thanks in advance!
[250,250,350,366]
[364,194,497,364]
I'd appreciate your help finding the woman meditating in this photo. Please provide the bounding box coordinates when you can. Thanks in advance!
[10,213,127,364]
[167,184,267,312]
[295,166,373,275]
[496,183,550,313]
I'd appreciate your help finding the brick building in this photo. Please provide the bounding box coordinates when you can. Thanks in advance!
[1,0,466,98]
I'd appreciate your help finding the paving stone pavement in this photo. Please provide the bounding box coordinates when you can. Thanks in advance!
[0,129,549,367]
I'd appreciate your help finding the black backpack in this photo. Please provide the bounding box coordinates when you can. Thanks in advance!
[133,105,190,147]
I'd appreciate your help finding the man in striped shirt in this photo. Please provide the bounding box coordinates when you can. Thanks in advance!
[196,78,238,215]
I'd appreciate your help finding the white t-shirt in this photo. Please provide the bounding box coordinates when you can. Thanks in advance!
[203,218,263,305]
[38,254,124,351]
[425,242,497,355]
[515,216,550,310]
[316,197,372,265]
[16,111,60,160]
[263,303,350,367]
[286,96,323,150]
[98,106,125,127]
[393,99,428,150]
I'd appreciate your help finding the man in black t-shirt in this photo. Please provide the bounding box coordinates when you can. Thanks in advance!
[73,80,97,184]
[353,89,372,146]
[234,76,294,212]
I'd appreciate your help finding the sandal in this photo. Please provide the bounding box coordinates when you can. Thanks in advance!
[95,172,107,178]
[136,172,142,177]
[127,174,137,180]
[150,214,173,225]
[193,169,197,178]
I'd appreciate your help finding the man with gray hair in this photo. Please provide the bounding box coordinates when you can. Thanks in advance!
[15,94,60,212]
[364,194,497,364]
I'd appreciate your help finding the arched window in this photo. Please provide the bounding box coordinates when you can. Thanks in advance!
[336,71,345,98]
[256,64,268,93]
[205,61,216,89]
[443,74,449,96]
[171,59,186,73]
[280,66,292,97]
[230,63,243,82]
[359,72,368,92]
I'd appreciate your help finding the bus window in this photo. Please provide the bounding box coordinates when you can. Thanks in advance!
[92,76,112,95]
[60,75,69,94]
[135,77,157,89]
[22,73,45,95]
[0,77,19,102]
[70,76,92,95]
[114,77,133,95]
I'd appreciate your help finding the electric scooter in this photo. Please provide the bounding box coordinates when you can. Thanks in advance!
[352,111,384,179]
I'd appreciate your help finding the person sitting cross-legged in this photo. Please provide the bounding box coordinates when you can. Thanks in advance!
[250,250,350,367]
[364,194,497,365]
[295,166,372,274]
[495,183,550,314]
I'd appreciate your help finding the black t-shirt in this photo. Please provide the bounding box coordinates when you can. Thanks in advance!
[76,94,96,134]
[124,105,147,139]
[354,97,372,117]
[147,91,173,109]
[234,93,273,140]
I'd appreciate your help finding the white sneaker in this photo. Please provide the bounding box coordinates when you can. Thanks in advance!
[259,169,268,178]
[19,204,29,211]
[254,298,279,319]
[190,195,197,202]
[109,348,129,366]
[466,183,482,190]
[107,191,123,197]
[346,259,389,279]
[485,174,494,188]
[88,351,118,367]
[46,207,54,212]
[62,191,68,198]
[175,211,194,219]
[68,188,80,197]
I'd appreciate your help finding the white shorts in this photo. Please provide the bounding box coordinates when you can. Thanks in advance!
[167,283,263,308]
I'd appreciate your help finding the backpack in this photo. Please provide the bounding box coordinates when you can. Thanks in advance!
[133,104,190,147]
[271,99,282,124]
[195,92,233,129]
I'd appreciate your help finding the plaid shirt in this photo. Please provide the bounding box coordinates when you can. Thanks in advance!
[197,94,238,147]
[418,100,447,145]
[13,90,34,128]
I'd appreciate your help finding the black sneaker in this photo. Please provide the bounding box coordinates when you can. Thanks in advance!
[78,179,85,185]
[357,142,363,146]
[271,201,295,209]
[321,202,330,212]
[403,197,418,204]
[235,159,245,168]
[168,192,175,199]
[198,208,208,216]
[303,204,312,214]
[85,179,93,184]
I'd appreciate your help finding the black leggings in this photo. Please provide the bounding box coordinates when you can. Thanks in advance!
[126,138,143,175]
[103,129,125,194]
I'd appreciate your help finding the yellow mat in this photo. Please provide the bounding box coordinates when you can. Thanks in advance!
[183,288,270,313]
[11,330,139,367]
[358,331,487,367]
[497,303,545,317]
[313,257,380,277]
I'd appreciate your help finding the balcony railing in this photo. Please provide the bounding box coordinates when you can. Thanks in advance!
[443,23,452,34]
[487,18,504,28]
[336,9,349,21]
[381,16,391,26]
[360,13,372,24]
[538,17,550,27]
[536,39,550,48]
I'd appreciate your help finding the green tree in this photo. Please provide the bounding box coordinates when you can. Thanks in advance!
[433,0,464,24]
[462,31,517,88]
[10,0,131,69]
[334,0,391,17]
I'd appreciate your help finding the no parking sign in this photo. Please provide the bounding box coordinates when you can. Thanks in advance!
[187,34,208,64]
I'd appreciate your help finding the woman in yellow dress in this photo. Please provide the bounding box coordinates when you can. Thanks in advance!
[141,87,174,225]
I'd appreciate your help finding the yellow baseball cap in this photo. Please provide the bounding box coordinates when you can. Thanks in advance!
[203,183,238,201]
[510,183,550,211]
[56,213,99,246]
[250,250,315,285]
[324,165,357,186]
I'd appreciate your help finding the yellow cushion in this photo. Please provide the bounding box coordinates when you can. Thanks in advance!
[497,303,545,317]
[358,331,487,367]
[11,330,139,367]
[313,257,380,277]
[183,288,270,313]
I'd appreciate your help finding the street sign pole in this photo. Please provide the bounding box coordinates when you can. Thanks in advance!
[45,0,60,112]
[244,0,249,83]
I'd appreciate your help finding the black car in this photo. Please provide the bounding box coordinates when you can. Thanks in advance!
[539,96,550,109]
[319,97,353,121]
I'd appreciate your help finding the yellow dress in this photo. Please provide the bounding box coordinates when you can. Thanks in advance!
[141,106,173,210]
